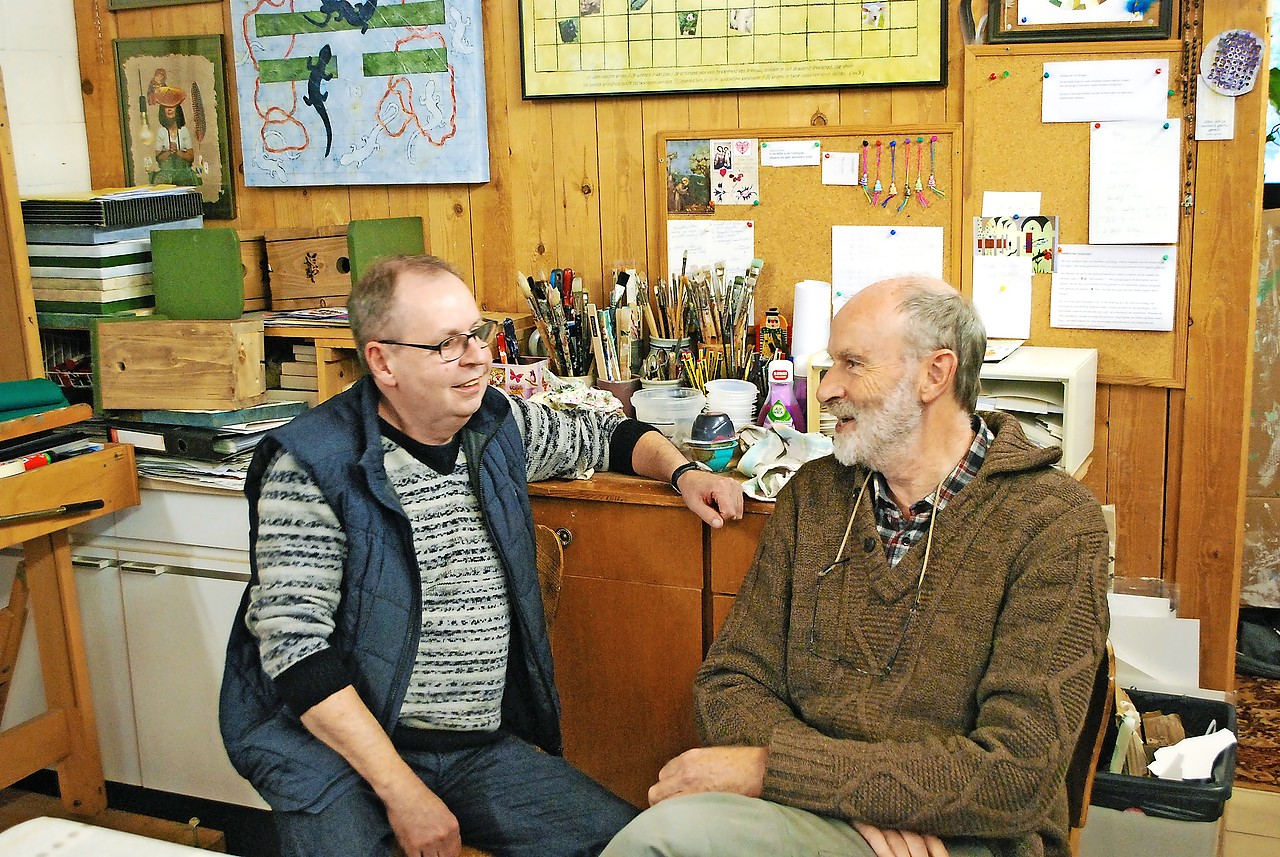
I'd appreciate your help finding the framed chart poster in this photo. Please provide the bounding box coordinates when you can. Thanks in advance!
[519,1,946,98]
[987,0,1174,43]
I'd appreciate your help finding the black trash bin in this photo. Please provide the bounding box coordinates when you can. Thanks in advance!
[1080,688,1236,857]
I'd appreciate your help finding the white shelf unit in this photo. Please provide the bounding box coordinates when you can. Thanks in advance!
[979,346,1098,476]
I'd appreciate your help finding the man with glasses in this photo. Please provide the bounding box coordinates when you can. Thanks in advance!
[221,255,743,857]
[603,277,1109,857]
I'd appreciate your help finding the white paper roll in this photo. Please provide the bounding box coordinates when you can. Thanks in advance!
[791,279,832,375]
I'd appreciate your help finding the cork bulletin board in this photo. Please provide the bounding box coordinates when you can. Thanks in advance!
[652,124,963,327]
[964,43,1190,387]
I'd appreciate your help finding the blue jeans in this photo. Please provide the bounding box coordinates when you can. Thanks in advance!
[274,733,638,857]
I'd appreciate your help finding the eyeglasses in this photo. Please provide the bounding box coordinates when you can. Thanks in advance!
[808,472,942,678]
[378,320,497,363]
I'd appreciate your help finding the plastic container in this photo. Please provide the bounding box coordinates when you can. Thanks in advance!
[1091,689,1236,822]
[632,387,706,443]
[705,379,759,434]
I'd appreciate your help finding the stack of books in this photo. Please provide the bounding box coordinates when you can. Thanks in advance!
[21,186,204,318]
[104,399,307,490]
[267,342,321,406]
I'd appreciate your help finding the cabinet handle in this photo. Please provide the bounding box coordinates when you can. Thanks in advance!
[555,527,573,548]
[120,561,169,576]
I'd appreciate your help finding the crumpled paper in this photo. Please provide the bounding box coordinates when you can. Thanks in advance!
[736,424,833,501]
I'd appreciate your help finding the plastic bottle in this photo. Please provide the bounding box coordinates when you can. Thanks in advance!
[756,359,806,433]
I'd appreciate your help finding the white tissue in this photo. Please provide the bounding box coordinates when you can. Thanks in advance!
[1147,728,1237,781]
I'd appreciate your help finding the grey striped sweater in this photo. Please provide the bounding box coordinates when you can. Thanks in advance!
[246,394,626,731]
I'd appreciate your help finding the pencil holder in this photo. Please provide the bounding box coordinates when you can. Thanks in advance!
[488,359,551,400]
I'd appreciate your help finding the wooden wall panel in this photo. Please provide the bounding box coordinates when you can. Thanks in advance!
[60,1,1264,685]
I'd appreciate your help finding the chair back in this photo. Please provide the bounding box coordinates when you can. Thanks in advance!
[534,524,564,631]
[1066,640,1116,854]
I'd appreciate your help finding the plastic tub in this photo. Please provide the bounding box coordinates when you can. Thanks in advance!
[632,387,706,442]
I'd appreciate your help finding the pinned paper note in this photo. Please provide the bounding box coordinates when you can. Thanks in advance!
[821,151,861,186]
[1050,244,1177,331]
[972,255,1033,340]
[1042,59,1171,123]
[666,220,755,282]
[760,140,822,167]
[710,138,760,205]
[1090,119,1181,245]
[830,225,944,313]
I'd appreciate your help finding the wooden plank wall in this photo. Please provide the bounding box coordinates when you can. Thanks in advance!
[66,1,1265,690]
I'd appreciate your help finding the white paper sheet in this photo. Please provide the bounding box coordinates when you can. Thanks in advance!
[759,139,822,167]
[1194,76,1236,141]
[1042,59,1171,123]
[821,151,861,186]
[1018,0,1139,25]
[982,191,1041,217]
[830,225,945,314]
[666,220,756,283]
[1050,244,1177,331]
[972,255,1033,339]
[1089,119,1181,244]
[1110,614,1201,692]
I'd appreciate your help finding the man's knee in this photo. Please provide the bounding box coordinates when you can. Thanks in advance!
[601,794,745,857]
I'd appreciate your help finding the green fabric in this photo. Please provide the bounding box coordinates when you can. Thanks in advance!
[0,378,69,413]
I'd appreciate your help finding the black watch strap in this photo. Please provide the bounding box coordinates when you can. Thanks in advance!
[670,461,701,495]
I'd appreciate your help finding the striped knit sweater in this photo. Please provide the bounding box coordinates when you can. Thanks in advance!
[246,395,626,731]
[695,412,1110,857]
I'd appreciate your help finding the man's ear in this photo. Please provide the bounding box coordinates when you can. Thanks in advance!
[919,349,958,405]
[364,341,397,387]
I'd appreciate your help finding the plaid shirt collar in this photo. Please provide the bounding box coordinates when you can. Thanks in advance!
[870,415,993,567]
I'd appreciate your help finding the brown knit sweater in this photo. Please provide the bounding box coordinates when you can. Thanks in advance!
[695,412,1110,857]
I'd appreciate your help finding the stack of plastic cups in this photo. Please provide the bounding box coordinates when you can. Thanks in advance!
[705,379,759,434]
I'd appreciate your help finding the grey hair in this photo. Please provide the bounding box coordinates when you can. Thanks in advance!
[894,277,987,412]
[346,254,462,372]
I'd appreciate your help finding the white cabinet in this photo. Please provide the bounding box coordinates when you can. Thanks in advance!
[0,486,267,809]
[979,346,1098,476]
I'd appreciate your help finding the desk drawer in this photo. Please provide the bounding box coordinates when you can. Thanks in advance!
[0,445,138,546]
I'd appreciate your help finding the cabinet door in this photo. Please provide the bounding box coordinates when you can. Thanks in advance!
[119,568,267,808]
[533,499,703,808]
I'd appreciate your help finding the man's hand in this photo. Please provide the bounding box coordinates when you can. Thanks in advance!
[854,822,950,857]
[676,470,744,528]
[383,778,462,857]
[648,746,767,806]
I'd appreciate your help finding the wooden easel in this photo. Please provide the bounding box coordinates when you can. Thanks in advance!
[0,405,140,814]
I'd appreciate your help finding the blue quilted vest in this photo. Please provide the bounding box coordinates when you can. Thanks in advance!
[219,377,562,812]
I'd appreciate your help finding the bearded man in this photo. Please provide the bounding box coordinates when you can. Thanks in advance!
[601,276,1110,857]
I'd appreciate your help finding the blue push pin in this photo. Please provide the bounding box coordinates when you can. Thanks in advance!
[890,229,897,236]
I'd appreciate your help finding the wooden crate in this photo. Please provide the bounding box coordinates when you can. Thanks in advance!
[238,230,270,312]
[264,225,350,310]
[96,318,266,411]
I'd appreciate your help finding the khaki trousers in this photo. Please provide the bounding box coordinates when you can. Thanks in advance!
[600,792,996,857]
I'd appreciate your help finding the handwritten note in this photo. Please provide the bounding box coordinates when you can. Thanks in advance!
[760,140,822,167]
[822,151,861,186]
[1050,244,1177,331]
[972,255,1033,339]
[1042,59,1170,123]
[831,225,944,314]
[666,220,756,282]
[1194,76,1235,141]
[1089,119,1181,244]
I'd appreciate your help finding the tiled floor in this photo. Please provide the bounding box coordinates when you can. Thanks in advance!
[1223,785,1280,857]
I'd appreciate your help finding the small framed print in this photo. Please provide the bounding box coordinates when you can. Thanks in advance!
[114,35,236,220]
[988,0,1174,44]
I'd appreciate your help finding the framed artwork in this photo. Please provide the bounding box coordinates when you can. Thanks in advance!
[108,0,219,9]
[228,0,489,187]
[987,0,1174,44]
[114,35,236,220]
[518,1,946,98]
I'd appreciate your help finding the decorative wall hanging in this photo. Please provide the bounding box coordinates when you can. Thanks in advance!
[114,35,236,220]
[229,0,489,187]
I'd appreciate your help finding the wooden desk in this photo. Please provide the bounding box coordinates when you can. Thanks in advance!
[0,408,140,814]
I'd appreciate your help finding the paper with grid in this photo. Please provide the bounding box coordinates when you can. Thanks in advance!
[520,0,943,97]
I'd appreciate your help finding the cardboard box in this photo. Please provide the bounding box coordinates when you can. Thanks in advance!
[264,225,350,310]
[96,318,266,411]
[238,230,270,312]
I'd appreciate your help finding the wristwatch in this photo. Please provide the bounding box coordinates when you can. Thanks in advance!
[669,461,705,495]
